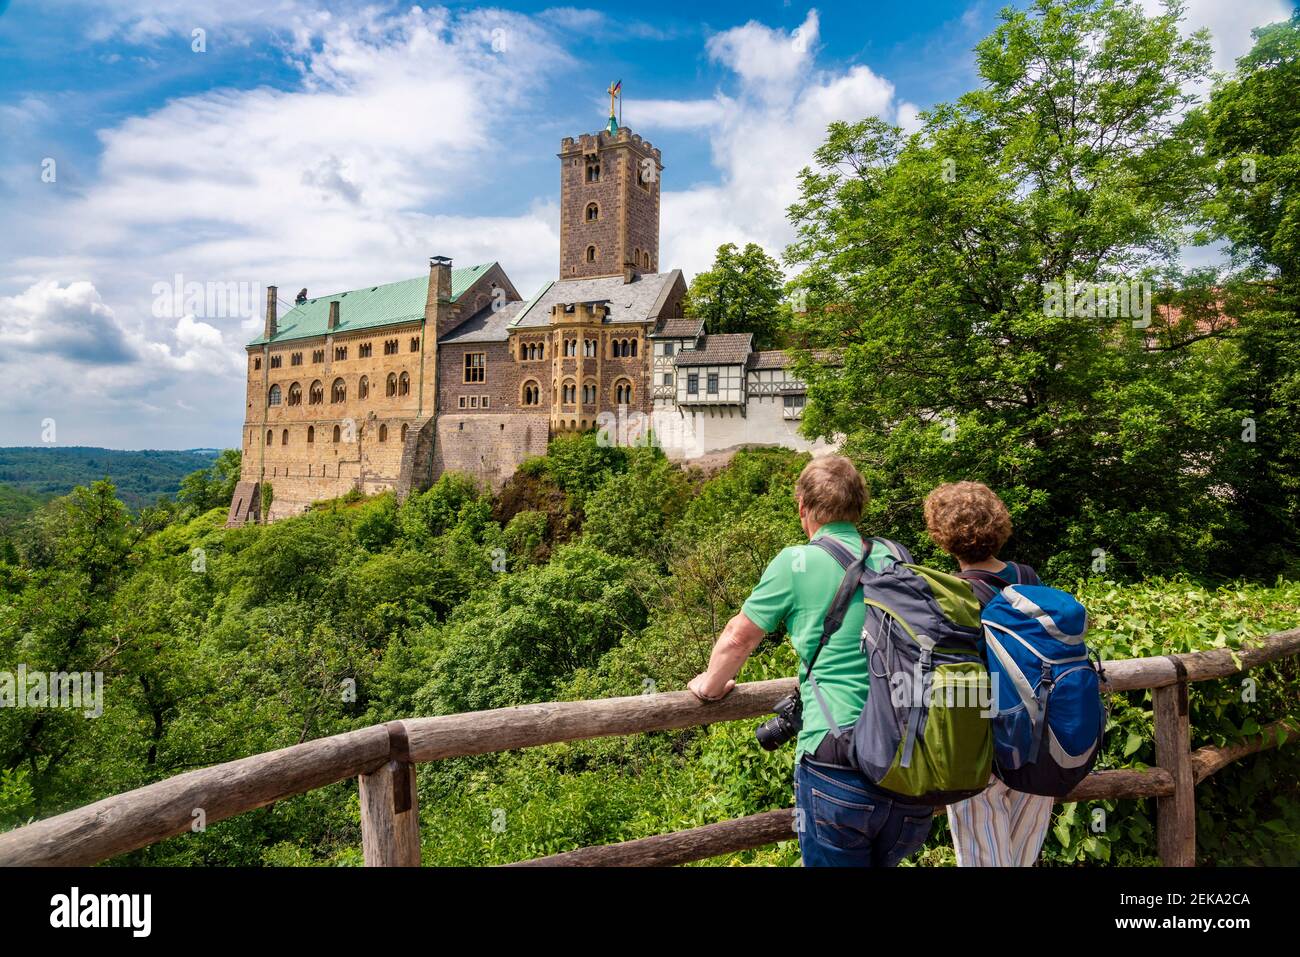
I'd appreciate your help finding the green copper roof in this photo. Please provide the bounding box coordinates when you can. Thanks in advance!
[248,263,495,346]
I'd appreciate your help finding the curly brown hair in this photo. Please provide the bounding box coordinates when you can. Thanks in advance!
[924,481,1012,563]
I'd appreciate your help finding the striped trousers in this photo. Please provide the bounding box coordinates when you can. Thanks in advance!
[947,775,1054,867]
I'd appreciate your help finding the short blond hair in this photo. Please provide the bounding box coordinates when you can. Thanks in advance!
[795,455,867,525]
[924,481,1012,563]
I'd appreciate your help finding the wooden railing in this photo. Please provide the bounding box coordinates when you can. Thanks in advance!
[1,628,1297,868]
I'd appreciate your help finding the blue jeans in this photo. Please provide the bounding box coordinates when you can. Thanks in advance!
[794,756,935,867]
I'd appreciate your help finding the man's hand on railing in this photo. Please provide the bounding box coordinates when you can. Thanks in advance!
[687,673,736,702]
[689,611,767,701]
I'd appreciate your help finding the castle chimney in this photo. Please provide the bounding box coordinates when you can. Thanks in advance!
[623,260,637,284]
[426,256,454,336]
[264,285,278,340]
[328,300,340,331]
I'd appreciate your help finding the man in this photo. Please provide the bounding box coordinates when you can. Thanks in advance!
[687,455,935,866]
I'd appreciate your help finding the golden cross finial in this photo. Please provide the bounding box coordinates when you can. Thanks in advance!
[607,80,621,118]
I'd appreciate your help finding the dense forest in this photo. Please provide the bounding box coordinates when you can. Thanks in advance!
[0,447,221,521]
[1,0,1298,865]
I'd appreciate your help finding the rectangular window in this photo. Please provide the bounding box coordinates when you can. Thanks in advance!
[687,374,698,395]
[783,394,807,408]
[663,341,675,356]
[663,373,674,386]
[464,352,485,383]
[481,395,490,409]
[469,395,479,409]
[458,396,467,409]
[707,373,719,394]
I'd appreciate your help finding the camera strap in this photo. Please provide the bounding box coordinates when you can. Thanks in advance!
[801,536,869,740]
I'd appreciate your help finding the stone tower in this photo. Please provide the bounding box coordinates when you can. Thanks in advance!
[558,126,663,280]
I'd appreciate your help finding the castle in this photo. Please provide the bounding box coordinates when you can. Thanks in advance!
[229,108,830,524]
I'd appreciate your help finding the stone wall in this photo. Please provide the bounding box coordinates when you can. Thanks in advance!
[433,412,551,489]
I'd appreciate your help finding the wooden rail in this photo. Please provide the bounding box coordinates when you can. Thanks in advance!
[1,628,1296,868]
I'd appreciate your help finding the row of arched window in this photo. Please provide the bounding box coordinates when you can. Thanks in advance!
[268,373,410,407]
[519,337,639,360]
[262,422,408,445]
[529,377,634,407]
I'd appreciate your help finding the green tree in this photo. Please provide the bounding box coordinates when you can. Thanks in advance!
[1202,14,1300,570]
[785,0,1239,577]
[685,242,787,348]
[177,449,241,516]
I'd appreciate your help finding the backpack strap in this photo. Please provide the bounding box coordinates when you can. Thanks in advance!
[802,537,869,740]
[957,563,1041,605]
[868,536,914,566]
[956,568,1012,607]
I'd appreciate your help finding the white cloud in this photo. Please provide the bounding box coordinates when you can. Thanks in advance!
[1140,0,1294,73]
[706,10,820,102]
[0,280,135,364]
[638,11,903,278]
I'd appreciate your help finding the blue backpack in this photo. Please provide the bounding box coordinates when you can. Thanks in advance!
[959,567,1106,797]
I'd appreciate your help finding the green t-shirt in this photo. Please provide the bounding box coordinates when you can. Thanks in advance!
[740,522,893,759]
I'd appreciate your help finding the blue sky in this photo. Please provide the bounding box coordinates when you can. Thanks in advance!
[0,0,1293,450]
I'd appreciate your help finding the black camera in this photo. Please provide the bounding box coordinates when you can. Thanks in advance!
[755,690,803,751]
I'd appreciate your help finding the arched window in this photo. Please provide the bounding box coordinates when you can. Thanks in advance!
[586,245,596,263]
[331,378,346,403]
[268,384,282,406]
[307,425,315,443]
[400,423,408,443]
[309,380,324,405]
[386,373,397,397]
[332,424,341,443]
[287,382,302,406]
[398,371,410,396]
[265,429,273,445]
[585,202,599,221]
[564,339,576,357]
[562,379,576,404]
[358,376,369,400]
[630,339,638,357]
[582,381,596,405]
[522,380,540,406]
[615,379,633,404]
[643,251,651,269]
[379,424,388,442]
[281,429,288,445]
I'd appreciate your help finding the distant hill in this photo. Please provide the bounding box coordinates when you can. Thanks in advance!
[0,446,222,517]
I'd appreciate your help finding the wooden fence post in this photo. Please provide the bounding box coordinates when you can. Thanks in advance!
[359,760,421,867]
[1153,666,1196,866]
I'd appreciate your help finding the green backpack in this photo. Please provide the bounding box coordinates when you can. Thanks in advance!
[807,536,993,805]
